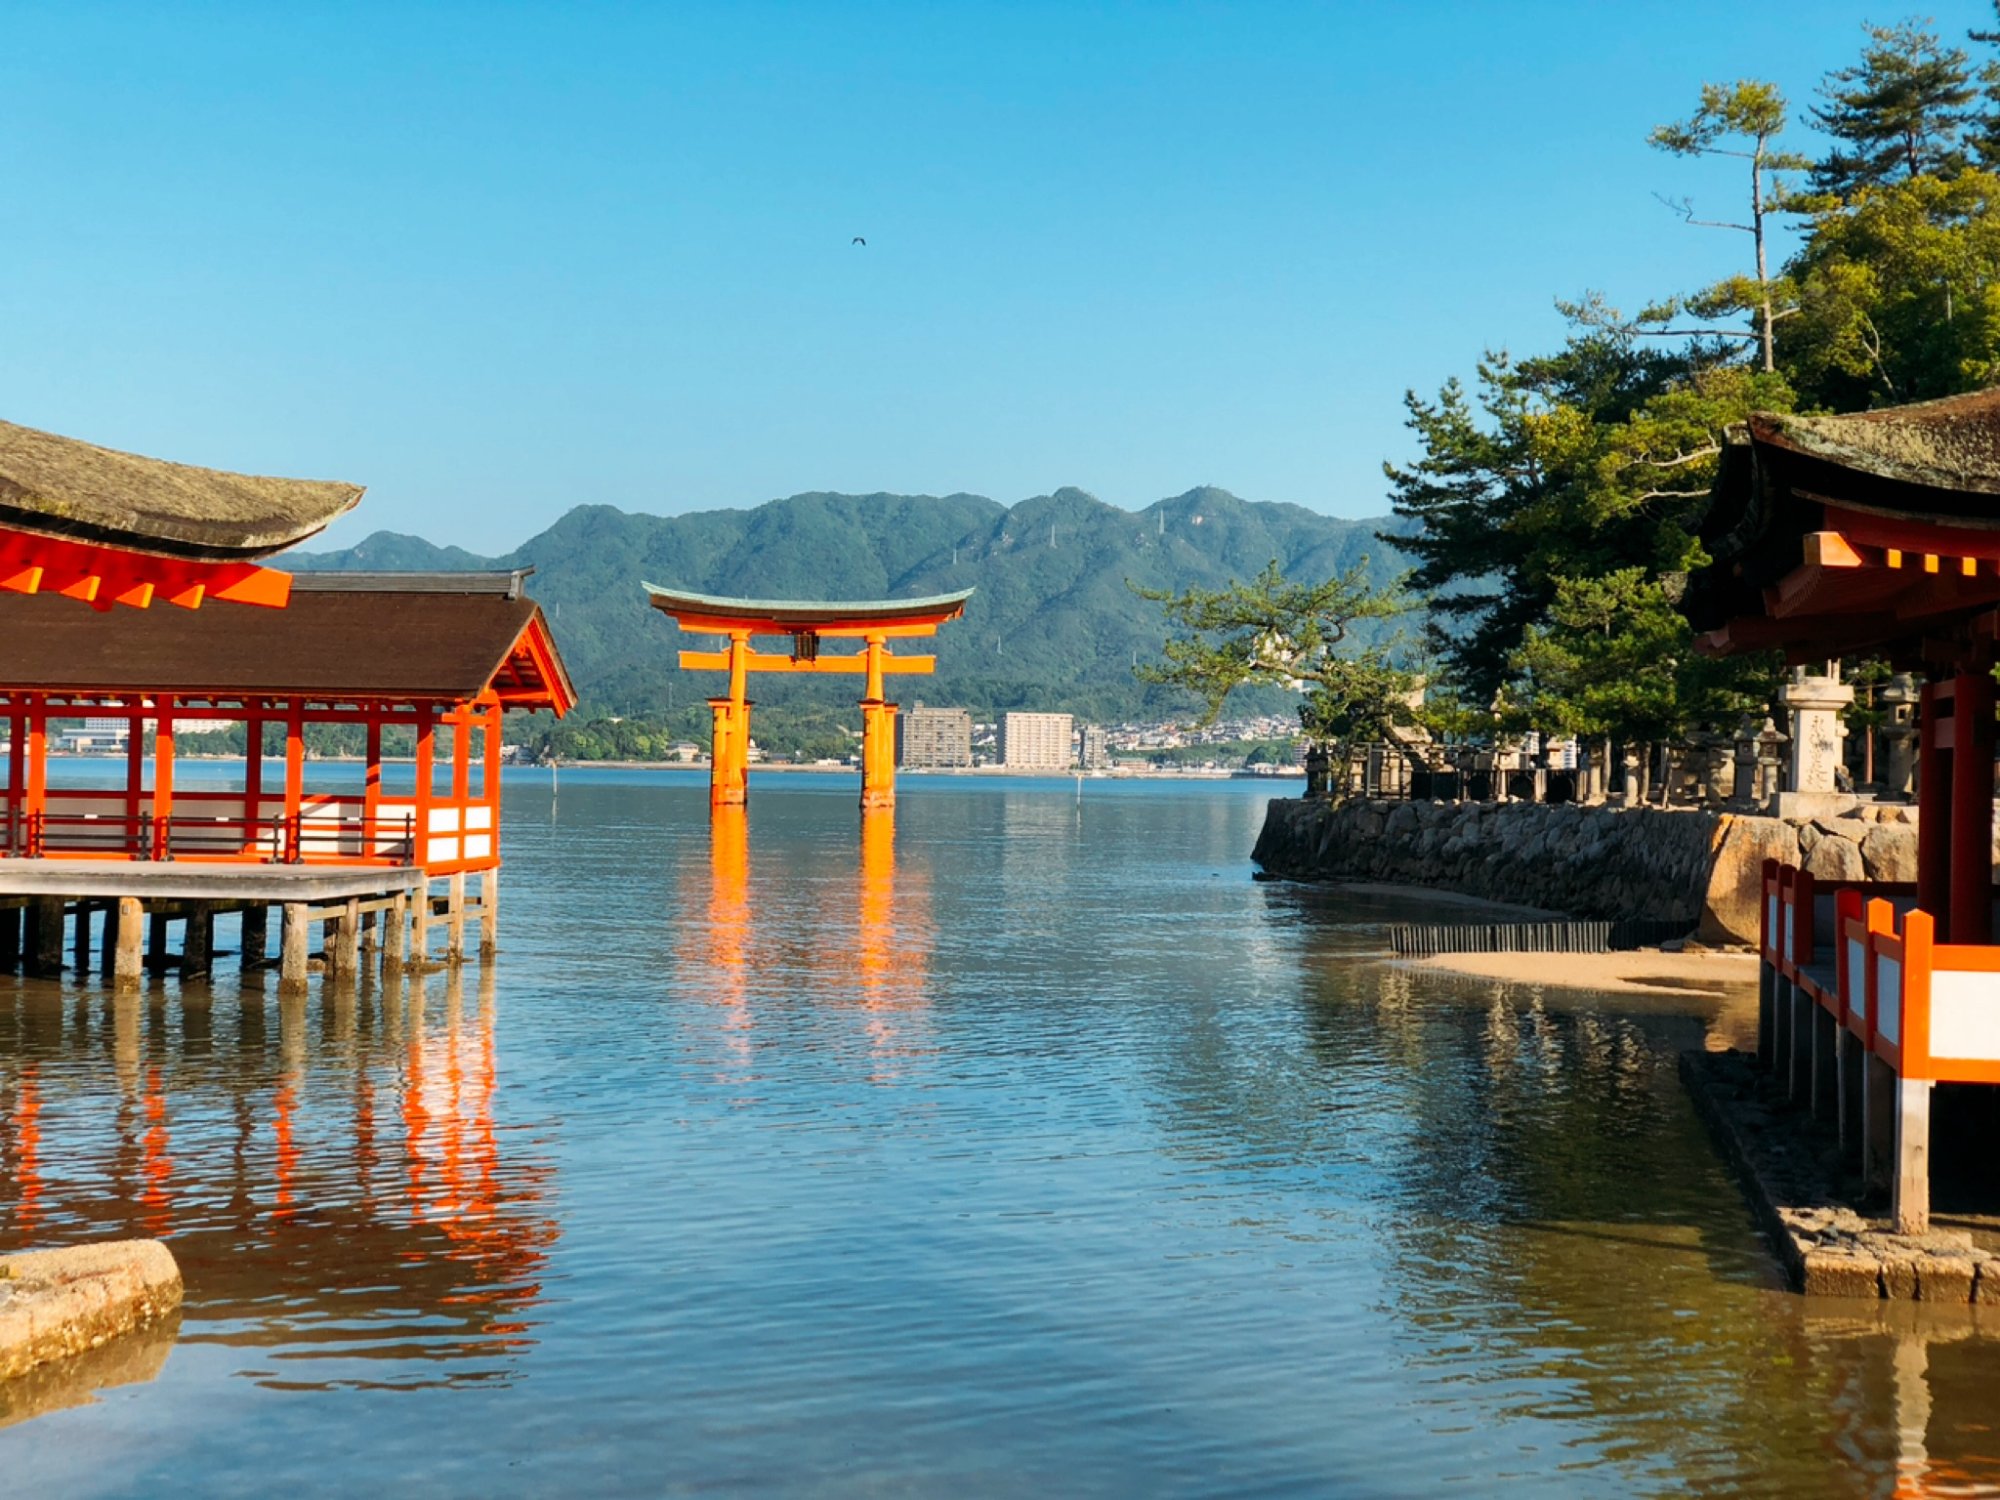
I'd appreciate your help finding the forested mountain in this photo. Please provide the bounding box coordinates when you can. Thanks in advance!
[288,487,1407,720]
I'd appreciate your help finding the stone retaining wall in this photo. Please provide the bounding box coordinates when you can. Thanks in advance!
[1252,797,1922,945]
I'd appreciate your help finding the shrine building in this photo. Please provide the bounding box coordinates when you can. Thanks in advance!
[1686,386,2000,1237]
[0,419,575,990]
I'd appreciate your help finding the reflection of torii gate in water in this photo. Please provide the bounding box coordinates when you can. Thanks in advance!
[644,585,973,810]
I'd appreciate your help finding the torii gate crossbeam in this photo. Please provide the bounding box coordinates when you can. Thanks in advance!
[644,585,973,810]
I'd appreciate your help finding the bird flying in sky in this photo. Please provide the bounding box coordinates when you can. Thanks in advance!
[852,236,866,246]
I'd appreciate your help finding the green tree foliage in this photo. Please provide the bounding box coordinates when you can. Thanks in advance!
[1812,20,1978,197]
[1785,168,2000,407]
[1646,80,1810,372]
[1130,560,1414,745]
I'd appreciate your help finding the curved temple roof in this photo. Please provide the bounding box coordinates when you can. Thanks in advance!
[0,418,364,560]
[643,583,974,630]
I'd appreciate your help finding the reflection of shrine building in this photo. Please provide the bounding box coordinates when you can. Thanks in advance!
[0,970,556,1388]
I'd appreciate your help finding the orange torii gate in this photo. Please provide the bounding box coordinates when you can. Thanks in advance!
[644,585,973,809]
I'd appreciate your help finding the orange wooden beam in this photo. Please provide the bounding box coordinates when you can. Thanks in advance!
[676,649,938,674]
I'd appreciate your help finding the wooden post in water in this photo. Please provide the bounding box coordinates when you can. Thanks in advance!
[29,896,62,976]
[446,872,467,964]
[183,902,213,979]
[279,902,310,994]
[480,869,498,959]
[241,905,268,971]
[1894,1078,1932,1235]
[148,913,169,974]
[113,897,144,992]
[71,901,93,976]
[385,890,408,974]
[412,880,432,967]
[99,902,117,975]
[334,897,362,979]
[0,906,18,971]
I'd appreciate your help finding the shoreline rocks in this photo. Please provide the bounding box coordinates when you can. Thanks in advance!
[1253,798,1922,945]
[0,1240,183,1383]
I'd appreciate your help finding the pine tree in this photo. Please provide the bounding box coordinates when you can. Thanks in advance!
[1648,80,1809,372]
[1812,20,1976,196]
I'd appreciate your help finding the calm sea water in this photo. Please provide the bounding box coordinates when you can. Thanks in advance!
[2,767,1998,1497]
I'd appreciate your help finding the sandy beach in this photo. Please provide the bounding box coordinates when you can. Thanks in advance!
[1403,948,1758,998]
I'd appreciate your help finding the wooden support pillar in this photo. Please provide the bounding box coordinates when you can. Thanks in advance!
[385,890,409,974]
[1792,988,1824,1104]
[243,710,263,855]
[148,912,169,972]
[284,700,306,862]
[241,906,269,970]
[71,900,93,976]
[859,634,897,811]
[183,902,213,978]
[1893,1077,1933,1236]
[1949,669,1995,946]
[414,706,435,866]
[124,696,145,856]
[480,868,498,958]
[1757,957,1775,1071]
[279,902,310,994]
[412,879,432,965]
[23,704,47,857]
[709,630,752,808]
[446,872,466,964]
[1917,679,1950,928]
[1771,973,1792,1081]
[5,704,24,855]
[0,906,20,971]
[1811,1004,1838,1121]
[1837,1029,1862,1160]
[1864,1051,1898,1197]
[113,897,144,992]
[28,896,62,976]
[332,897,361,981]
[151,695,175,860]
[363,710,383,858]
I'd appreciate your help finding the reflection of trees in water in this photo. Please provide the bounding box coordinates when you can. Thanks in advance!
[0,968,557,1391]
[1141,952,2000,1491]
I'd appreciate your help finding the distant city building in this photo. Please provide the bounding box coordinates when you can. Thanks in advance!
[898,702,974,768]
[1079,722,1110,770]
[1000,711,1074,770]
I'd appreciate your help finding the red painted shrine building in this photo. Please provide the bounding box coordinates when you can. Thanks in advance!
[0,571,573,870]
[0,416,574,984]
[1688,387,2000,1235]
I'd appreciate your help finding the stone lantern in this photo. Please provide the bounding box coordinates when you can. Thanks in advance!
[1775,668,1855,816]
[1756,717,1789,806]
[1879,673,1919,801]
[1303,742,1330,800]
[1732,715,1761,805]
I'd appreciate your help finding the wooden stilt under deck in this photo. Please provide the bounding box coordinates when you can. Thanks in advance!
[241,905,268,971]
[446,872,466,964]
[480,869,498,958]
[113,897,143,991]
[280,903,309,993]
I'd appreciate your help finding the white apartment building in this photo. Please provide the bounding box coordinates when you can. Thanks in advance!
[1000,712,1074,770]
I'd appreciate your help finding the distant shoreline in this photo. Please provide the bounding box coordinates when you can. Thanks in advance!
[41,750,1301,784]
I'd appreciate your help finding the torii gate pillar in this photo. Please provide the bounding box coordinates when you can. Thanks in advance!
[708,631,753,807]
[859,634,897,810]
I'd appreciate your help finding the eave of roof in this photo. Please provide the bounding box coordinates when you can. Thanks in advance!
[0,418,363,560]
[642,583,976,629]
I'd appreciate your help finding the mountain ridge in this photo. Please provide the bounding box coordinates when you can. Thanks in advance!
[287,487,1408,719]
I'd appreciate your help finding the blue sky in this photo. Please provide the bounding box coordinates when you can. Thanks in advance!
[1,1,1993,551]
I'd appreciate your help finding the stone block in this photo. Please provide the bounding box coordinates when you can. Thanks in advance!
[1916,1253,1977,1303]
[1802,1249,1882,1299]
[1881,1257,1919,1299]
[1699,816,1802,946]
[1859,824,1918,884]
[1804,834,1865,882]
[0,1240,183,1381]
